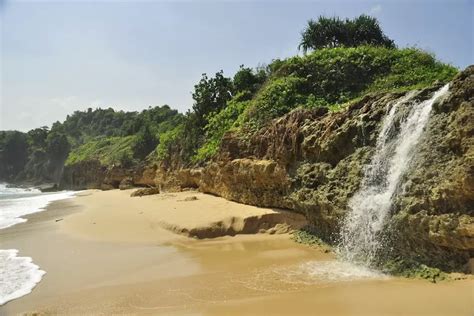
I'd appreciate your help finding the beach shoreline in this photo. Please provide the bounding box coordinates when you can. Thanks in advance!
[1,189,472,315]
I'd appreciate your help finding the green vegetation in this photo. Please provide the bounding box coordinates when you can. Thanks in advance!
[298,15,395,53]
[177,67,267,164]
[0,131,30,179]
[195,93,251,161]
[246,47,456,124]
[0,15,459,182]
[290,228,454,282]
[155,124,185,163]
[382,258,449,283]
[193,46,456,162]
[0,105,182,182]
[65,136,135,167]
[291,227,330,250]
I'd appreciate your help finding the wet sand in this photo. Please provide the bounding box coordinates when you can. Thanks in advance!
[1,190,473,315]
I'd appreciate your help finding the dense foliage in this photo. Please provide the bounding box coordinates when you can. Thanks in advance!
[191,47,457,161]
[0,105,182,182]
[243,47,457,127]
[66,136,136,167]
[298,15,395,53]
[158,66,268,165]
[0,131,29,179]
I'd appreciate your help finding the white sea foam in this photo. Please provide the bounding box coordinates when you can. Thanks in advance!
[0,249,46,306]
[296,260,387,283]
[268,260,388,287]
[0,183,75,229]
[0,183,75,305]
[235,260,387,293]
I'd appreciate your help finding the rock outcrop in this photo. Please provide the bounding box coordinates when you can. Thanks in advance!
[61,161,156,190]
[154,66,474,271]
[130,187,160,197]
[60,66,473,271]
[200,159,293,209]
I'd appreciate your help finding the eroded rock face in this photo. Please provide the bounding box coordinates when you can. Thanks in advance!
[205,92,402,239]
[60,160,106,189]
[169,66,473,270]
[388,66,474,269]
[61,162,158,190]
[200,159,293,208]
[61,66,473,271]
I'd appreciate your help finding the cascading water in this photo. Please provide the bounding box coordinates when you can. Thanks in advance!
[338,84,450,266]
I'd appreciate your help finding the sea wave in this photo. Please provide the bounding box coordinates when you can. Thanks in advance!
[0,184,75,306]
[0,185,75,230]
[0,249,46,306]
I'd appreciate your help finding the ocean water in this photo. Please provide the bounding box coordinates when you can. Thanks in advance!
[0,183,74,305]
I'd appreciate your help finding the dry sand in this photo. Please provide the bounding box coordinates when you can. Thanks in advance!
[60,190,307,241]
[1,189,473,315]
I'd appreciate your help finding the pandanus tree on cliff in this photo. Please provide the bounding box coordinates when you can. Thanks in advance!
[298,15,395,53]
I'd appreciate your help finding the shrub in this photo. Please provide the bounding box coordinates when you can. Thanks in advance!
[194,94,250,162]
[155,124,185,162]
[245,76,307,127]
[132,126,157,160]
[240,46,457,128]
[65,136,136,167]
[299,15,395,53]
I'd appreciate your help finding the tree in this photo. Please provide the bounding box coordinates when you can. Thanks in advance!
[192,70,234,130]
[132,126,157,160]
[0,131,29,178]
[176,70,234,160]
[298,15,395,53]
[46,131,71,163]
[27,126,49,149]
[233,65,267,95]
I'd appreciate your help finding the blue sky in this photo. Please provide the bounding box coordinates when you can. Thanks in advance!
[1,0,472,131]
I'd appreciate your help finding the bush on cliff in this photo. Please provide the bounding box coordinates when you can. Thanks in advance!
[298,15,395,53]
[244,47,457,127]
[132,126,157,160]
[155,124,185,164]
[194,93,251,161]
[181,67,268,163]
[192,46,457,163]
[65,136,136,167]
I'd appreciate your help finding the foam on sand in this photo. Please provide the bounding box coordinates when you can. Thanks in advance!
[0,184,75,306]
[0,184,75,229]
[296,260,388,283]
[0,249,46,305]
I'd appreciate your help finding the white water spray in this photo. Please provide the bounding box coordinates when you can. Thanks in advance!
[339,84,450,265]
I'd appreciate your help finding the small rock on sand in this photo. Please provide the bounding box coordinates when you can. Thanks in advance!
[183,196,198,202]
[131,187,160,197]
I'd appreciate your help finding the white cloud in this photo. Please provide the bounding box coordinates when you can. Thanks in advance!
[369,4,382,15]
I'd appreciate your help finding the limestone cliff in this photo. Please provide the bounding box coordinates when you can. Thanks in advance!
[156,66,474,271]
[60,66,473,271]
[61,161,156,190]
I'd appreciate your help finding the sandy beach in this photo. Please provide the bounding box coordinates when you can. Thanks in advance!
[1,190,473,315]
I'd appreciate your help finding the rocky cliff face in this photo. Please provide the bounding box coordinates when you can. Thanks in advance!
[61,161,156,190]
[388,68,474,269]
[61,66,473,271]
[156,66,474,271]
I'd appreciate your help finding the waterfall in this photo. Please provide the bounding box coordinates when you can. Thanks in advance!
[338,84,450,266]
